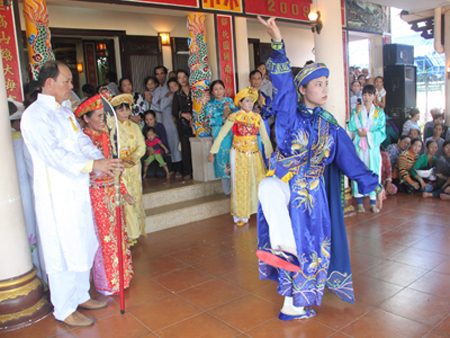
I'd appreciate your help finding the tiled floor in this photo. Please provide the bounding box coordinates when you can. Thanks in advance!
[4,193,450,338]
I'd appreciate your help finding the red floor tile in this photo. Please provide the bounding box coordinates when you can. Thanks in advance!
[312,290,373,331]
[1,314,69,338]
[7,192,450,338]
[341,309,430,338]
[178,279,248,310]
[409,271,450,300]
[363,260,430,286]
[71,313,150,338]
[209,294,279,332]
[133,255,187,278]
[151,266,214,292]
[155,313,240,338]
[246,317,336,338]
[378,288,450,326]
[352,275,403,306]
[128,294,202,331]
[390,247,449,270]
[437,315,450,333]
[352,238,407,259]
[423,329,450,338]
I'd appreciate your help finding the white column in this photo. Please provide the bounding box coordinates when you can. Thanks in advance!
[313,0,346,127]
[234,16,250,91]
[445,7,450,125]
[205,14,218,80]
[0,53,32,280]
[369,36,384,78]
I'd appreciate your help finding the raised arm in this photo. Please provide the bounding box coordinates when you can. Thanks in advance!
[257,16,297,155]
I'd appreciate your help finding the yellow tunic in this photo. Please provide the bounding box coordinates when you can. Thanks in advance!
[210,111,272,219]
[118,120,146,239]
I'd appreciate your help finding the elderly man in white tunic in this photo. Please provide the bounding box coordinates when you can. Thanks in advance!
[21,61,124,328]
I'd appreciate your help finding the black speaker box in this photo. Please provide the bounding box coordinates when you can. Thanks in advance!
[383,44,414,66]
[384,65,417,109]
[386,107,414,134]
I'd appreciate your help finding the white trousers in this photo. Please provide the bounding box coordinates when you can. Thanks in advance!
[258,177,297,253]
[48,270,91,321]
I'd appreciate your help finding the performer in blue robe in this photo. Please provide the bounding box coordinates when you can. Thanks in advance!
[256,16,385,321]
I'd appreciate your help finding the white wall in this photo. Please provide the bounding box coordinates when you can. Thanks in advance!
[247,20,315,67]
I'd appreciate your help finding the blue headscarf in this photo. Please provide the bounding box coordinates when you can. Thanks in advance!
[294,62,329,89]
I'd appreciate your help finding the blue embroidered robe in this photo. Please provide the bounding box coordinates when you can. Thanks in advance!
[257,41,382,307]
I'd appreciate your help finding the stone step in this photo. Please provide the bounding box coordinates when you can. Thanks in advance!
[142,179,224,209]
[144,193,230,233]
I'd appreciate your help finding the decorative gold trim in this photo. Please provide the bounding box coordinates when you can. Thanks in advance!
[0,297,47,323]
[0,267,37,289]
[0,278,41,303]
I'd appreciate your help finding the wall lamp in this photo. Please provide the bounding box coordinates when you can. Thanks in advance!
[77,63,83,73]
[308,10,323,35]
[158,32,171,46]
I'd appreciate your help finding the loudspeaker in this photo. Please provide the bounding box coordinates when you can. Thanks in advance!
[383,44,414,66]
[384,65,417,109]
[386,107,414,134]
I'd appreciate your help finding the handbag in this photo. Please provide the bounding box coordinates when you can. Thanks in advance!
[180,117,194,138]
[178,92,194,138]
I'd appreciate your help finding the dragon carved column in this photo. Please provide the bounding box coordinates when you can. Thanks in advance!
[23,0,55,80]
[187,13,211,138]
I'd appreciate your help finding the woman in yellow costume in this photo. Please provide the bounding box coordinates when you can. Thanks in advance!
[208,87,273,226]
[110,94,146,246]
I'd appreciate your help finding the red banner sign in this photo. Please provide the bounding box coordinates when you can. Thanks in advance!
[0,5,23,102]
[245,0,311,22]
[217,15,236,99]
[202,0,242,13]
[84,42,98,88]
[123,0,199,8]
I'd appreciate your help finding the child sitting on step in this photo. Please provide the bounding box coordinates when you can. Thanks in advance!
[143,127,170,179]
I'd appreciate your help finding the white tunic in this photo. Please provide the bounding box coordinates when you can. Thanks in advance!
[21,94,103,274]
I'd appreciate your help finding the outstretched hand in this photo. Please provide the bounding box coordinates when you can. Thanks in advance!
[376,189,387,211]
[257,16,282,42]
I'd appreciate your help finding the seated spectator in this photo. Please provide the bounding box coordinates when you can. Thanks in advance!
[402,108,421,137]
[425,123,445,158]
[409,128,421,140]
[393,138,423,194]
[423,108,441,137]
[374,76,386,109]
[411,140,438,193]
[357,73,366,87]
[119,77,147,125]
[142,110,172,178]
[382,116,399,149]
[435,140,450,192]
[424,113,447,139]
[381,149,397,195]
[386,135,411,169]
[350,80,362,110]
